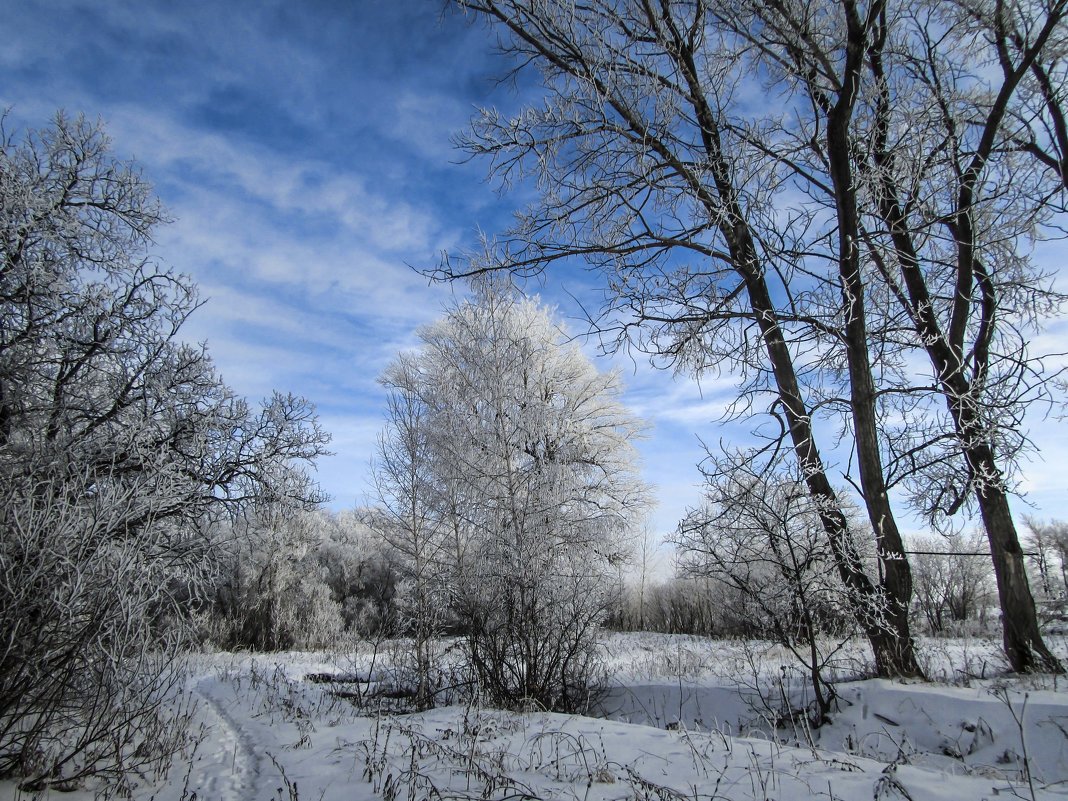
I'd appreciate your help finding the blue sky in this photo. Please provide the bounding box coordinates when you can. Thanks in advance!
[3,0,1067,544]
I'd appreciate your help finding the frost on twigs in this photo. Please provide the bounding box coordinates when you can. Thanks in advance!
[371,279,650,713]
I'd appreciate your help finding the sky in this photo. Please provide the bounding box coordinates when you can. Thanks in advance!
[2,0,1067,549]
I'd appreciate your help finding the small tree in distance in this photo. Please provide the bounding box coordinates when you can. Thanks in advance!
[676,453,858,726]
[909,531,996,636]
[1023,517,1068,619]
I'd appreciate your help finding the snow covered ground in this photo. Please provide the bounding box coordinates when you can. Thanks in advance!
[5,633,1068,800]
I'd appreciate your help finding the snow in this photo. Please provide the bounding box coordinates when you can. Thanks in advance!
[4,634,1068,800]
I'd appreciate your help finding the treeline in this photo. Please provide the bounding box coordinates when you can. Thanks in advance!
[200,509,396,650]
[204,511,1068,652]
[604,523,1068,640]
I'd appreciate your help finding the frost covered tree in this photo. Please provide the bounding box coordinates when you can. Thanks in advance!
[315,509,400,635]
[377,282,648,711]
[442,0,1067,674]
[0,114,328,789]
[677,454,859,725]
[708,0,1067,675]
[371,362,451,708]
[441,0,922,677]
[1023,517,1068,606]
[207,506,345,651]
[909,532,996,635]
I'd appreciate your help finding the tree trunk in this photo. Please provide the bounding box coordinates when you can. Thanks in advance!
[741,270,922,678]
[820,0,922,679]
[971,446,1062,673]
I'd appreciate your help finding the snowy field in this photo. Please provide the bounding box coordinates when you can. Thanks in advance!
[5,632,1068,800]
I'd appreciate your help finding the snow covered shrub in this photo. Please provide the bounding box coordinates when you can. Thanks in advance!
[209,508,344,650]
[453,533,617,712]
[0,468,203,788]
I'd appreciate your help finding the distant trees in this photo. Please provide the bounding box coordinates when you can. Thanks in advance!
[202,507,405,651]
[1023,517,1068,616]
[0,114,328,789]
[445,0,1067,674]
[206,507,344,651]
[909,532,996,635]
[605,568,725,637]
[374,282,648,711]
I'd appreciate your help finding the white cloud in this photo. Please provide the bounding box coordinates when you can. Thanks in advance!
[388,89,472,162]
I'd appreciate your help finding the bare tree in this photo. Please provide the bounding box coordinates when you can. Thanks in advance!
[1023,517,1068,617]
[0,114,329,789]
[372,359,452,709]
[677,454,858,726]
[909,532,996,634]
[444,0,923,677]
[713,0,1067,673]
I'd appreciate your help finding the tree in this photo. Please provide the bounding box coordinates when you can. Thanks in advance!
[371,361,452,708]
[708,0,1066,673]
[677,453,859,726]
[909,532,996,634]
[444,0,924,677]
[377,282,648,711]
[1023,517,1068,612]
[445,0,1067,673]
[0,114,329,789]
[315,509,401,635]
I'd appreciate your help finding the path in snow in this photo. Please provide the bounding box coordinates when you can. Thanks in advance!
[169,680,266,801]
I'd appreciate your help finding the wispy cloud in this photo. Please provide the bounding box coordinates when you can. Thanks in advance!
[5,0,1066,538]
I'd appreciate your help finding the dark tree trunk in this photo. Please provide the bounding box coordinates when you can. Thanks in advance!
[819,0,922,679]
[740,269,922,678]
[969,444,1061,673]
